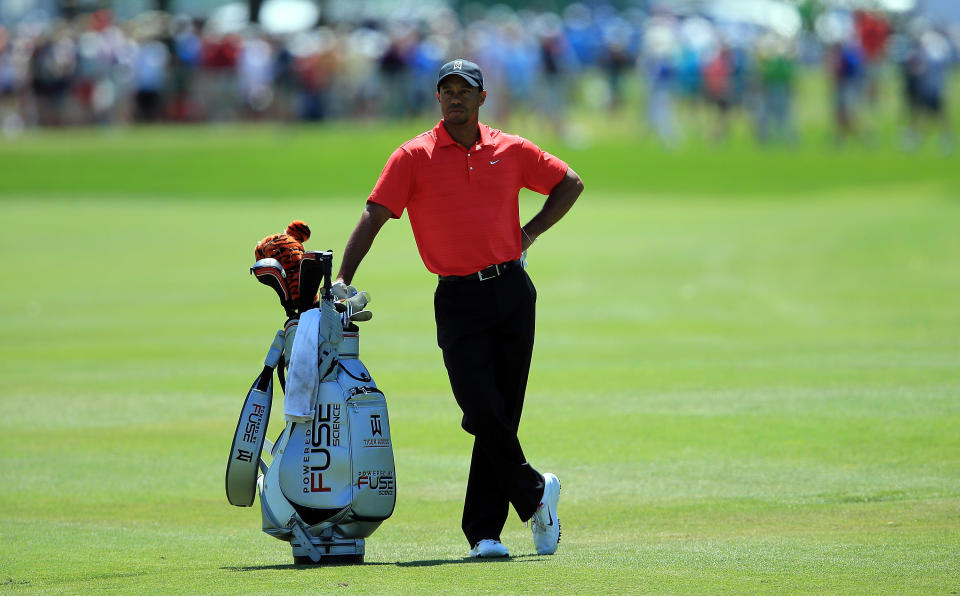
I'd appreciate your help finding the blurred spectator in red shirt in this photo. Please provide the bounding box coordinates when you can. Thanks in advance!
[854,10,891,105]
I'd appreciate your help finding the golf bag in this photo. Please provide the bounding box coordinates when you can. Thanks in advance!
[226,249,396,564]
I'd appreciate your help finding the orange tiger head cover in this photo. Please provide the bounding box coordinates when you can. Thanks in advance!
[254,220,313,305]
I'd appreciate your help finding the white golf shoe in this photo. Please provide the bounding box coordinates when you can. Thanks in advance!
[469,539,510,558]
[531,473,561,555]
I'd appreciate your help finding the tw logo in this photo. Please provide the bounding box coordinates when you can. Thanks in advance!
[370,414,382,436]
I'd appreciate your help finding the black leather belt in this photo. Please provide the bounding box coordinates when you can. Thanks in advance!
[438,260,522,282]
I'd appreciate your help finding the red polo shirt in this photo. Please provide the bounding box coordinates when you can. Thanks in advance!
[368,120,568,276]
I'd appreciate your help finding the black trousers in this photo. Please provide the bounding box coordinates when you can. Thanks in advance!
[434,267,545,546]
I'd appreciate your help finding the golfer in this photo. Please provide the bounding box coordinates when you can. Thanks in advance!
[334,58,583,558]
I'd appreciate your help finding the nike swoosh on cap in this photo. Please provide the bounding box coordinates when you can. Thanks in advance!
[490,159,501,165]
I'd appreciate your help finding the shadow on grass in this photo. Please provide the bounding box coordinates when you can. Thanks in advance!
[224,554,543,571]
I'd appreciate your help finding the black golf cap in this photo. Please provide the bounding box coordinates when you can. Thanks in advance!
[437,59,483,91]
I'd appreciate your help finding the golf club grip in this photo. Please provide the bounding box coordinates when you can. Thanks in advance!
[322,252,333,299]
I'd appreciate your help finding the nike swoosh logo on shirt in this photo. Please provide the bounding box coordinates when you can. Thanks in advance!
[490,160,501,165]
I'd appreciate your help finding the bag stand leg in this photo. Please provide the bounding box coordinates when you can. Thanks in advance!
[289,519,365,565]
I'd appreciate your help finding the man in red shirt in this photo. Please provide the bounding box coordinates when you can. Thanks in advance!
[334,59,583,558]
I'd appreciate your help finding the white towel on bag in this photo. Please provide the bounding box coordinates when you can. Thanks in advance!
[284,308,320,422]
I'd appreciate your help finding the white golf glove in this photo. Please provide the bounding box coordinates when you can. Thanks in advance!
[520,249,529,269]
[342,290,370,313]
[332,283,372,324]
[331,280,357,300]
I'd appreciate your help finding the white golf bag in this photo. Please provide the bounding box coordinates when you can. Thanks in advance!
[226,250,396,564]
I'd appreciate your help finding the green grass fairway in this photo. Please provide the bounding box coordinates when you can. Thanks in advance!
[1,122,959,594]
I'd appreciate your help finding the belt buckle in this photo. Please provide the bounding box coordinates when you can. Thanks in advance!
[477,264,499,281]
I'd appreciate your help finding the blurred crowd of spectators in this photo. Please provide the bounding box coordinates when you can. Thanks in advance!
[642,7,957,149]
[0,3,956,149]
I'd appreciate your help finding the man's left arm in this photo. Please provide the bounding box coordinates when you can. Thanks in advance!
[521,167,584,251]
